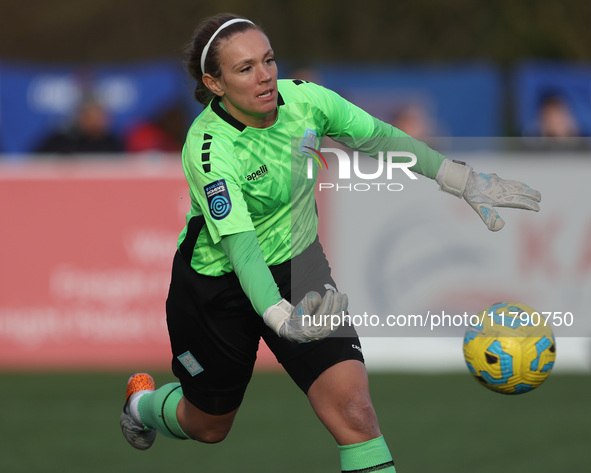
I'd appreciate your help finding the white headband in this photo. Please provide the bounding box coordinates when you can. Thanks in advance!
[200,18,255,75]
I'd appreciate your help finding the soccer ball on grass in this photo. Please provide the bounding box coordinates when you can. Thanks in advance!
[463,302,556,394]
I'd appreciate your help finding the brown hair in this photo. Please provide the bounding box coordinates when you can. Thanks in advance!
[185,13,261,106]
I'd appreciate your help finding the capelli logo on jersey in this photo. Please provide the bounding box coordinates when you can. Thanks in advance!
[245,164,269,181]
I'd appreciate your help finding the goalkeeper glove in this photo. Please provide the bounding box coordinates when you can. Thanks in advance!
[263,289,348,343]
[436,159,541,231]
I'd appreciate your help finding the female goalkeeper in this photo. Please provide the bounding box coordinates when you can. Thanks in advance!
[120,13,540,473]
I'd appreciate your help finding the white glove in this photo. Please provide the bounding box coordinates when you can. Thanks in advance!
[436,159,541,231]
[263,289,348,343]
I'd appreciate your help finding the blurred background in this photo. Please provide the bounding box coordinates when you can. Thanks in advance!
[0,1,590,472]
[1,0,591,154]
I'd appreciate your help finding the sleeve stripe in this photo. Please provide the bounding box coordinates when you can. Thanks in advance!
[202,134,213,171]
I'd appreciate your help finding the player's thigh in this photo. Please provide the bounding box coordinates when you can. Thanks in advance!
[264,237,364,393]
[166,251,264,416]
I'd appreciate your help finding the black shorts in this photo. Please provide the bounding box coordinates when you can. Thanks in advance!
[165,237,363,415]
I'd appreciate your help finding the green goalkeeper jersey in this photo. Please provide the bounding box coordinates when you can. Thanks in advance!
[178,79,445,276]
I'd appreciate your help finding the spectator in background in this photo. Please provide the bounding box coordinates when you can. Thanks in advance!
[522,90,589,151]
[389,103,436,139]
[125,104,186,154]
[388,102,450,151]
[290,65,322,84]
[36,97,123,155]
[535,91,580,138]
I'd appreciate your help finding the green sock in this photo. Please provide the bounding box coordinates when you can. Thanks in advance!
[339,435,396,472]
[138,382,190,440]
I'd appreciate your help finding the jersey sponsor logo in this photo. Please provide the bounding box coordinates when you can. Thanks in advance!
[245,164,268,181]
[204,179,232,220]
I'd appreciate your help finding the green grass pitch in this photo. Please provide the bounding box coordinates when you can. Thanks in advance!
[0,371,588,472]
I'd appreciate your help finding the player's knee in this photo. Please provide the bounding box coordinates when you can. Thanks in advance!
[186,424,231,444]
[341,395,379,435]
[177,397,238,444]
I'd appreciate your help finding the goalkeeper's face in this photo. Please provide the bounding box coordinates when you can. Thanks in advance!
[210,29,278,129]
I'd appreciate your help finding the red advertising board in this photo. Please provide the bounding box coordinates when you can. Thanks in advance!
[0,159,278,370]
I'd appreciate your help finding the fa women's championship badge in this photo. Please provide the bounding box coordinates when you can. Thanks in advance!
[204,179,232,220]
